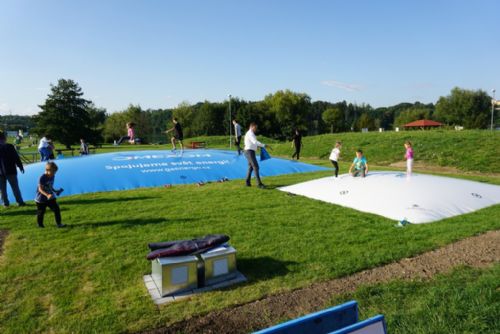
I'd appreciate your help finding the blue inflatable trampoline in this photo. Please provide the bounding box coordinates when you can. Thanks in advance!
[10,149,327,199]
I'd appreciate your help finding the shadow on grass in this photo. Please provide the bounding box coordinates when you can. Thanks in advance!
[238,257,297,282]
[60,196,157,205]
[69,217,197,228]
[0,206,70,217]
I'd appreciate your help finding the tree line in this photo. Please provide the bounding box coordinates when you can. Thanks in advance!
[3,79,495,148]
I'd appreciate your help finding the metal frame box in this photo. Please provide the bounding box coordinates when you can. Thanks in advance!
[200,246,237,286]
[151,255,198,297]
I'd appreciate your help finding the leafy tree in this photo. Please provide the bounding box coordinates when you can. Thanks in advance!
[34,79,104,148]
[263,90,311,139]
[356,113,376,130]
[192,102,226,136]
[322,107,343,133]
[86,104,107,144]
[394,106,433,127]
[172,102,195,137]
[434,87,491,128]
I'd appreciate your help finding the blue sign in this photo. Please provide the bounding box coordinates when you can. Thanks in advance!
[9,149,327,199]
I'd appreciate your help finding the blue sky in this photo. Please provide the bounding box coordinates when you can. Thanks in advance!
[0,0,499,115]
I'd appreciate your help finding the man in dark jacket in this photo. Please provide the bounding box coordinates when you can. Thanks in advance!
[0,132,25,207]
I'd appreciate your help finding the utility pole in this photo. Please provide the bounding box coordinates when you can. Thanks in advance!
[492,89,496,131]
[228,94,232,149]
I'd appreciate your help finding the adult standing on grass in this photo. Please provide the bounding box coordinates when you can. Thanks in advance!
[38,135,53,161]
[166,118,184,151]
[233,119,242,155]
[291,128,302,160]
[0,132,26,207]
[244,122,268,188]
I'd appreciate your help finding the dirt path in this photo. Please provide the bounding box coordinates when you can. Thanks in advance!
[388,161,500,178]
[143,230,500,334]
[0,230,8,256]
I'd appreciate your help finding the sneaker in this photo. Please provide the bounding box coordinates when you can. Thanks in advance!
[18,202,26,207]
[57,224,67,228]
[245,183,251,187]
[38,224,45,228]
[258,184,266,189]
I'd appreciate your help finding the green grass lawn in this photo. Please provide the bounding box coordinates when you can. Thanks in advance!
[330,265,500,333]
[0,168,499,333]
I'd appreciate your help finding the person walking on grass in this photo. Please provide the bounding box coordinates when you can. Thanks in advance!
[79,138,89,155]
[166,118,184,151]
[0,132,26,207]
[233,119,242,155]
[329,141,342,178]
[244,122,269,188]
[291,128,302,160]
[349,149,368,177]
[116,122,135,145]
[404,141,414,176]
[35,162,65,228]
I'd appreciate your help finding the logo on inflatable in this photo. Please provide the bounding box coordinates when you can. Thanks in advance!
[112,153,211,161]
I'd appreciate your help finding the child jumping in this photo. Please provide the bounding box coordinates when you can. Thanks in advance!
[165,118,184,151]
[116,122,135,145]
[35,162,65,228]
[404,141,414,176]
[349,149,369,177]
[329,141,342,177]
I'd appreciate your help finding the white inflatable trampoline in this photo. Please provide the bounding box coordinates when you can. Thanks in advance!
[279,171,500,224]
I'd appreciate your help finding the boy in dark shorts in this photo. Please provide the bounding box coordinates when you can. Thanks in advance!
[35,162,65,228]
[166,118,184,151]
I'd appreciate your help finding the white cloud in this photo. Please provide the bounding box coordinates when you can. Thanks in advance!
[321,80,364,92]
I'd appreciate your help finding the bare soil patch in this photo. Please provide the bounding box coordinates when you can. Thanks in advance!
[389,161,500,177]
[143,230,500,334]
[0,229,8,256]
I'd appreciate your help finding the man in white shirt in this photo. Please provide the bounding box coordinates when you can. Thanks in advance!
[38,135,53,161]
[244,123,267,188]
[233,119,242,155]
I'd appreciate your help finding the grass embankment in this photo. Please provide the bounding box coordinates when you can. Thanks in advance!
[0,169,499,333]
[17,130,499,173]
[332,265,500,333]
[270,130,500,173]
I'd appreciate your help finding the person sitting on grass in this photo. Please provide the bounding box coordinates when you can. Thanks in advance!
[349,149,368,177]
[35,162,65,228]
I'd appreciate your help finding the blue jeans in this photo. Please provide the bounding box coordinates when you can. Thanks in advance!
[39,147,51,161]
[244,150,262,185]
[0,174,24,206]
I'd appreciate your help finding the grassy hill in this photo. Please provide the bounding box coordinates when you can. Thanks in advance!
[16,130,499,173]
[270,130,500,173]
[181,130,500,173]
